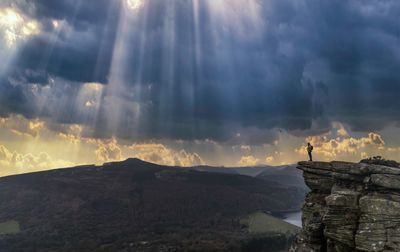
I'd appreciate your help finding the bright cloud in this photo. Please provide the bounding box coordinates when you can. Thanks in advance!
[93,138,123,163]
[126,0,144,10]
[295,126,392,162]
[129,143,204,167]
[238,155,260,166]
[58,124,83,144]
[0,114,45,137]
[0,7,40,47]
[265,156,275,164]
[0,114,399,176]
[0,144,74,177]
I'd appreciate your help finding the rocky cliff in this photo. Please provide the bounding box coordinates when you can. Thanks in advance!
[291,161,400,252]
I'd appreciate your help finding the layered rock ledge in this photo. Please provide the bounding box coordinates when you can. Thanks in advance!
[291,161,400,252]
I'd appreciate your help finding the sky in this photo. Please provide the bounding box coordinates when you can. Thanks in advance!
[0,0,400,176]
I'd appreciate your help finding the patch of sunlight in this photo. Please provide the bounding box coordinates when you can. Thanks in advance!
[0,220,21,235]
[126,0,143,10]
[240,211,300,235]
[0,8,40,47]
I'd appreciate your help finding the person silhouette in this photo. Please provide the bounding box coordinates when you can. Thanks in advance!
[307,143,313,161]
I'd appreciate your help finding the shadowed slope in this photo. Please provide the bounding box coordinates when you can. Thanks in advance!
[0,158,303,251]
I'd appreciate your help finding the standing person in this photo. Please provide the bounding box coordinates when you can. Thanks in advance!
[307,143,313,161]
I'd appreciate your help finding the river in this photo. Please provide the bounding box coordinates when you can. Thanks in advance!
[283,212,302,227]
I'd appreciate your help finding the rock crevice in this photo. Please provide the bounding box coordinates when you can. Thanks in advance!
[291,161,400,252]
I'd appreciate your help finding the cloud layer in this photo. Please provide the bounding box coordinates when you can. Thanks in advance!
[0,1,399,143]
[0,0,400,173]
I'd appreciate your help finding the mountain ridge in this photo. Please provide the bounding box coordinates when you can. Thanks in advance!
[0,158,304,252]
[0,158,296,179]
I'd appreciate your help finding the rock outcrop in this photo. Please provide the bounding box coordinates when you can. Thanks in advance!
[291,161,400,252]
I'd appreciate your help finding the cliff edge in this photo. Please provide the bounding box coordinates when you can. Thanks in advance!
[291,161,400,252]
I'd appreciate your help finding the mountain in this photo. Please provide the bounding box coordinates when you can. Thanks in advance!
[191,166,272,177]
[0,158,303,251]
[192,164,308,204]
[256,165,308,191]
[192,164,306,184]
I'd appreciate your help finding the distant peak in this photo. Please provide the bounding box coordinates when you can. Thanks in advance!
[119,158,159,166]
[103,158,152,166]
[125,158,146,163]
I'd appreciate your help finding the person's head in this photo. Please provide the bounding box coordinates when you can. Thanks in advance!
[307,142,311,146]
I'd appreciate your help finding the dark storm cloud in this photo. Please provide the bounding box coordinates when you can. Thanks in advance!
[5,0,121,83]
[0,78,35,117]
[1,0,400,143]
[299,0,400,132]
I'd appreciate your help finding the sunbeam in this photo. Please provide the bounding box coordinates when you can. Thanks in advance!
[126,0,144,10]
[0,0,399,172]
[102,0,144,137]
[1,2,400,249]
[0,7,40,76]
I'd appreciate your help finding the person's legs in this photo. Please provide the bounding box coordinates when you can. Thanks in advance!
[308,152,312,161]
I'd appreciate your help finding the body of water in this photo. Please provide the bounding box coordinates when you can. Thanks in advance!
[283,212,302,227]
